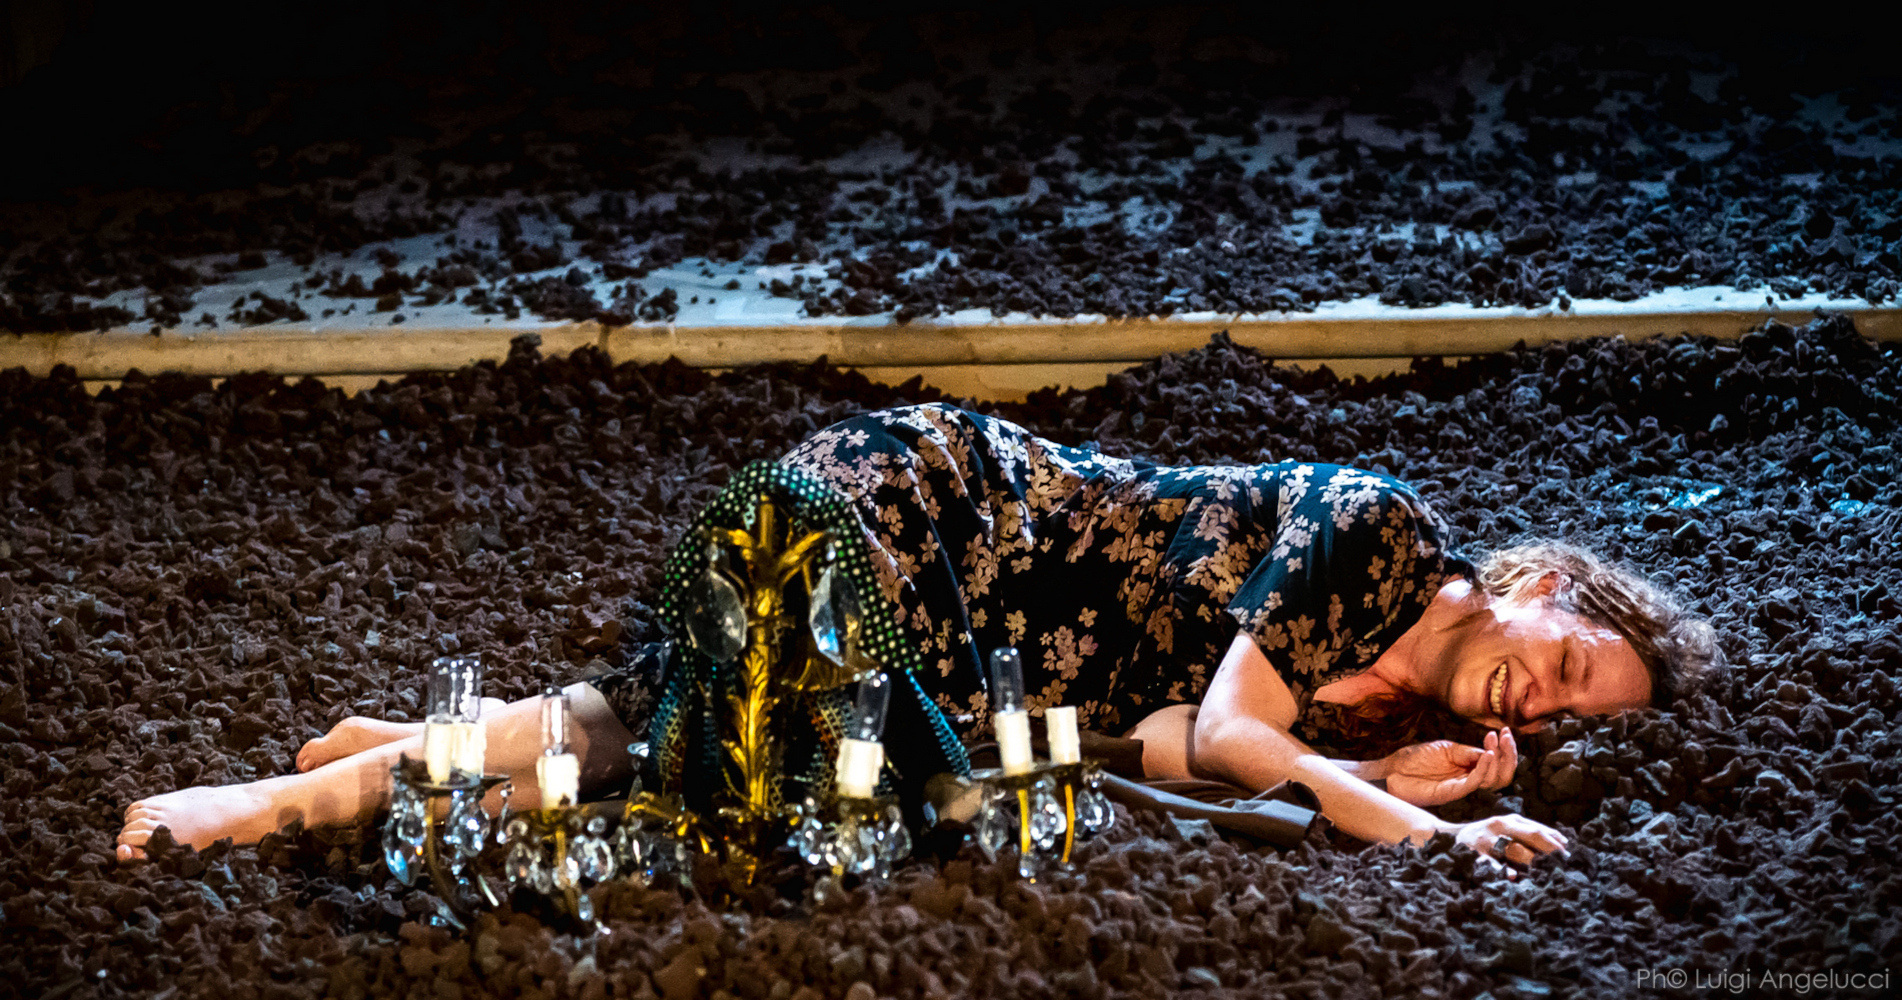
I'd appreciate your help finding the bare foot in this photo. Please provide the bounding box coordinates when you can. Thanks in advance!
[117,785,284,862]
[297,717,417,772]
[296,698,506,771]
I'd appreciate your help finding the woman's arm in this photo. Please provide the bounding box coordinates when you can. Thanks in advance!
[1128,703,1389,784]
[1194,633,1568,865]
[1193,633,1444,845]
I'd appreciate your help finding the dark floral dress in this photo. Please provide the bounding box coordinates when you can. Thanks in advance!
[596,404,1472,764]
[779,405,1472,749]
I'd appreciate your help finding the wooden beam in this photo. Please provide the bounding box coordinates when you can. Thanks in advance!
[9,307,1898,384]
[80,358,1435,403]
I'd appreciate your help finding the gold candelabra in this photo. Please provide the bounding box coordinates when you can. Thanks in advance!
[382,494,1111,926]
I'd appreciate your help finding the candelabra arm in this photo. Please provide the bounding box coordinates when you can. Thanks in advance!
[552,822,587,927]
[420,818,473,931]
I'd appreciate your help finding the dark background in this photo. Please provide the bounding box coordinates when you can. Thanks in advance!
[3,0,1896,198]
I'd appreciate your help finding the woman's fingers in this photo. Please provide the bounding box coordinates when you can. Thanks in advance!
[1478,735,1505,789]
[1448,749,1490,791]
[1460,815,1571,881]
[1467,745,1501,789]
[1499,816,1570,856]
[1497,728,1520,786]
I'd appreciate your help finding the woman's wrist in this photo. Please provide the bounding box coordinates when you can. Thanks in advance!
[1329,756,1391,781]
[1402,816,1454,846]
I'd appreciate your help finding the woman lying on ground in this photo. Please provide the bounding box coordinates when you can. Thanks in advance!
[118,403,1718,868]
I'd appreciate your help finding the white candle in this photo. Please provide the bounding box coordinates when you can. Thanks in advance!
[454,721,486,777]
[423,722,455,783]
[424,721,485,782]
[537,753,580,809]
[835,737,885,799]
[1046,706,1081,765]
[996,710,1034,776]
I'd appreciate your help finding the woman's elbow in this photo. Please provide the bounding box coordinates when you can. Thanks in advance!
[1189,710,1257,782]
[1189,706,1229,763]
[1191,707,1301,784]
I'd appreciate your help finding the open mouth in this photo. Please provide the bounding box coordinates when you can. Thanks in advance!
[1489,662,1509,723]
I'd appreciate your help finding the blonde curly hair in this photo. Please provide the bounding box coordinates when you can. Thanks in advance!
[1474,540,1723,708]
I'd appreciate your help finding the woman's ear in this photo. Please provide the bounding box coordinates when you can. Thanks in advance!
[1527,571,1570,602]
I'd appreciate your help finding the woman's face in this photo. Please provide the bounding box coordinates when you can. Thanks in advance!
[1440,577,1653,732]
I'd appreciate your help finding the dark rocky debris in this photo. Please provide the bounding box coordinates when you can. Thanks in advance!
[3,313,1899,997]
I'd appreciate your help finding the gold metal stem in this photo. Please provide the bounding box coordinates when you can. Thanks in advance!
[421,796,472,930]
[1062,784,1076,865]
[1017,787,1033,856]
[552,822,582,922]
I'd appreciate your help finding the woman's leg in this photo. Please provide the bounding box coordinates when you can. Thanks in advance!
[117,682,637,862]
[295,696,509,772]
[1124,703,1200,780]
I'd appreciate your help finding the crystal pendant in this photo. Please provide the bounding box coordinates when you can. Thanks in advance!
[383,782,425,884]
[574,892,595,925]
[444,790,489,858]
[1077,786,1114,835]
[808,564,862,666]
[570,819,616,883]
[880,803,911,864]
[790,801,827,866]
[494,786,515,848]
[551,848,581,891]
[383,817,420,885]
[823,816,855,873]
[506,839,539,887]
[615,820,647,884]
[684,544,746,661]
[1029,778,1066,851]
[673,838,695,890]
[850,819,881,876]
[396,794,427,846]
[529,852,557,895]
[974,787,1011,862]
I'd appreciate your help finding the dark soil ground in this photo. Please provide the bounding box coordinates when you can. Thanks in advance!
[3,312,1898,998]
[2,6,1900,332]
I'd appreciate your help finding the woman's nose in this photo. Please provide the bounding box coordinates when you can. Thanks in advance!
[1520,670,1563,725]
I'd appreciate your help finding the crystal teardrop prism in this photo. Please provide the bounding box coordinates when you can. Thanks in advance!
[1077,787,1114,835]
[684,554,746,661]
[808,564,863,667]
[570,833,616,883]
[1029,779,1066,851]
[974,788,1011,862]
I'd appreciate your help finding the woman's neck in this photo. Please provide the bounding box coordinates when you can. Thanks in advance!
[1316,577,1477,705]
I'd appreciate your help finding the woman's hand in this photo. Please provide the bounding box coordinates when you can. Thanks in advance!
[1381,728,1518,806]
[1440,813,1571,877]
